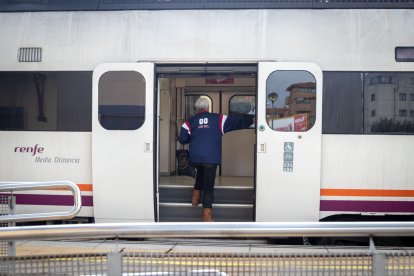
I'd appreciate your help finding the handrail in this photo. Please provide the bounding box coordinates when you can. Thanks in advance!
[0,221,414,241]
[0,181,82,223]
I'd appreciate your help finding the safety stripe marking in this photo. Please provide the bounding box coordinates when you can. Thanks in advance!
[320,200,414,212]
[14,194,94,207]
[321,188,414,197]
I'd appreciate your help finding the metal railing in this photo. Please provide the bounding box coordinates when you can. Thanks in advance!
[1,182,413,275]
[0,221,413,241]
[0,181,81,223]
[0,249,412,275]
[0,251,393,276]
[0,218,412,275]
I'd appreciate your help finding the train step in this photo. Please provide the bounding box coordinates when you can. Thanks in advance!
[158,184,254,221]
[158,203,254,222]
[159,185,254,205]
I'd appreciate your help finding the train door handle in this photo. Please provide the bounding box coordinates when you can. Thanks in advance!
[144,142,153,153]
[258,142,266,153]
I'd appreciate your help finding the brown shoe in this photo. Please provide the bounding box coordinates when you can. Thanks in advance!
[202,208,213,222]
[192,189,201,207]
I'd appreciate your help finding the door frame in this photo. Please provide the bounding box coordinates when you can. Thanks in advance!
[154,63,258,221]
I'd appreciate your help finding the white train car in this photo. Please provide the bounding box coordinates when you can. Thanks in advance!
[0,1,414,224]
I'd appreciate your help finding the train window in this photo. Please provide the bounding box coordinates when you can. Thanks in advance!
[0,72,91,131]
[185,95,212,119]
[98,71,145,130]
[322,72,363,134]
[323,71,414,134]
[395,47,414,62]
[229,95,255,116]
[364,72,414,134]
[266,70,316,132]
[229,95,255,128]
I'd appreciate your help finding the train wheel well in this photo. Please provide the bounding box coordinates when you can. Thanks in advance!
[320,214,414,222]
[312,214,414,246]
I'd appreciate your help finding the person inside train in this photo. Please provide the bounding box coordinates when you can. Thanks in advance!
[178,97,254,222]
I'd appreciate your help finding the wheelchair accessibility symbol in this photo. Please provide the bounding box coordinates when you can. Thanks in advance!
[284,142,294,152]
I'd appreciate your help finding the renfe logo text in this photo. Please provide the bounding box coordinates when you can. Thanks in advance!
[14,144,44,156]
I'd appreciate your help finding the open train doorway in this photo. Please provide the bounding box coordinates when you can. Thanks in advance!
[156,64,257,222]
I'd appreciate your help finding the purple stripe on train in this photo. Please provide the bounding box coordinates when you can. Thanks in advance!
[320,200,414,213]
[14,194,93,207]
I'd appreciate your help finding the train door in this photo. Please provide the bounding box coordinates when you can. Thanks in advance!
[156,64,256,221]
[92,63,155,223]
[256,62,322,222]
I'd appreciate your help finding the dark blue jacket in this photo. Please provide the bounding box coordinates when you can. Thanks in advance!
[178,111,254,164]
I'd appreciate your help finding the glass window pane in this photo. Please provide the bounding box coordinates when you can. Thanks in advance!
[364,72,414,134]
[395,47,414,62]
[322,72,363,134]
[399,93,407,101]
[57,72,92,131]
[229,95,255,116]
[229,95,255,128]
[98,71,145,130]
[0,72,91,131]
[266,70,316,132]
[185,95,212,119]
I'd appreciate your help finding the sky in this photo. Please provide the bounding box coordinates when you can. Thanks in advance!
[266,70,315,109]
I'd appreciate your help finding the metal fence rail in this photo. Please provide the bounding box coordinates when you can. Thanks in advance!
[123,252,375,275]
[0,251,413,275]
[0,181,81,223]
[0,220,412,274]
[0,182,413,274]
[0,253,108,275]
[1,221,414,241]
[387,252,414,276]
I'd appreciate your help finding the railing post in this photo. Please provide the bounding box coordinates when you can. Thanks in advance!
[372,252,386,276]
[370,236,386,276]
[7,195,15,257]
[107,252,123,276]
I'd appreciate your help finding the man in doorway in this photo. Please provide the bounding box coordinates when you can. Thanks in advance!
[178,97,254,222]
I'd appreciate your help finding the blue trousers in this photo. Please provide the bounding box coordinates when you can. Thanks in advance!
[194,163,218,208]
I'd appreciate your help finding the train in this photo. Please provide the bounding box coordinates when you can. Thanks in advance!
[0,2,413,225]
